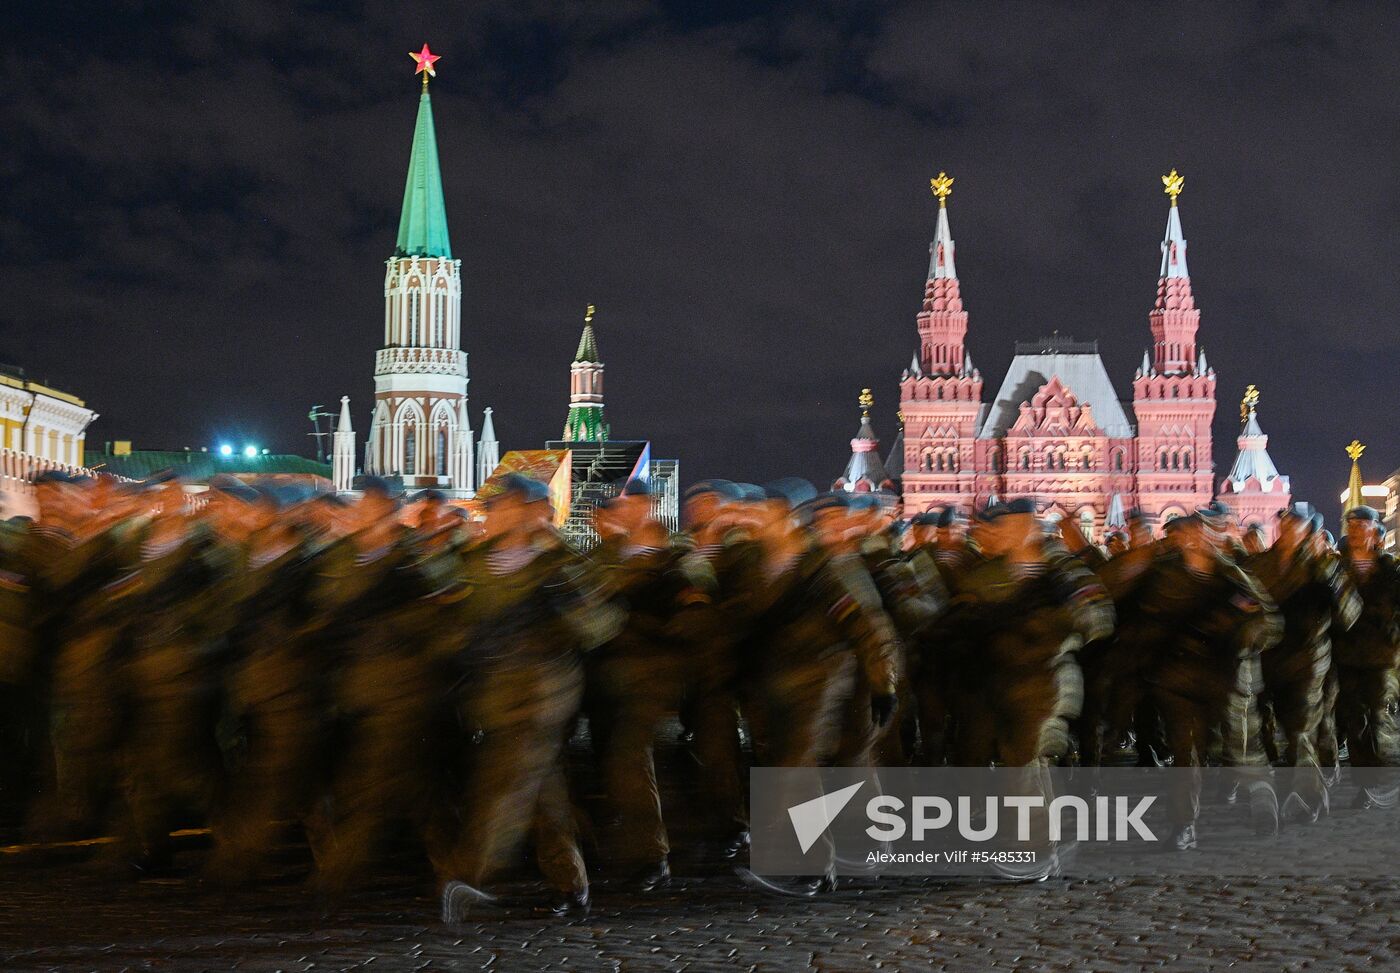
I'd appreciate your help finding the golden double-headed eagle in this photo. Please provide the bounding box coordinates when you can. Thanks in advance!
[1162,168,1185,203]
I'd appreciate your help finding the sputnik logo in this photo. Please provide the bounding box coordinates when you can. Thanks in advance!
[788,781,864,854]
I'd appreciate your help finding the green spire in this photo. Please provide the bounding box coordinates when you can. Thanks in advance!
[574,304,600,362]
[575,324,600,363]
[394,90,452,259]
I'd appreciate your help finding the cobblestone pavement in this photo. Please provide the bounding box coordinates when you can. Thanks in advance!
[3,840,1398,971]
[4,734,1400,971]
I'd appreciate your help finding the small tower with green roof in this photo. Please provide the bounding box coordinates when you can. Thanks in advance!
[563,304,609,442]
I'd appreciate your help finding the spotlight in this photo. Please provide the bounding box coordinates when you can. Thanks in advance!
[219,444,233,457]
[243,445,258,459]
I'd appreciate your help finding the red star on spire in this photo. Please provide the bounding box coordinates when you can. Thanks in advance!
[410,43,441,79]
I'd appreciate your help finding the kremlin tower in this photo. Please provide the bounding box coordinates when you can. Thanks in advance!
[334,45,490,496]
[893,169,1227,535]
[562,305,609,442]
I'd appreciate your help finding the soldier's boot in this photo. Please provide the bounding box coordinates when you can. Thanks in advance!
[602,699,672,890]
[690,690,749,856]
[533,763,590,915]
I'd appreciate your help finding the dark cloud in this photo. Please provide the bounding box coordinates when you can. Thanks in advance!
[1,1,1396,512]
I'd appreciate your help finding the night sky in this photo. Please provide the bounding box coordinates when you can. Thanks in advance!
[3,1,1397,514]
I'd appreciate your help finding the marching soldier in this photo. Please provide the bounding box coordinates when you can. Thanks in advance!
[680,479,761,859]
[1251,506,1361,821]
[1331,506,1400,805]
[1135,513,1282,848]
[586,478,717,891]
[738,479,900,896]
[440,475,615,919]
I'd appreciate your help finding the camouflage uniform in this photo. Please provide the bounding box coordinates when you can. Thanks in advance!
[1252,542,1361,814]
[438,536,615,901]
[945,542,1113,768]
[1134,550,1281,835]
[586,535,717,876]
[1331,552,1400,769]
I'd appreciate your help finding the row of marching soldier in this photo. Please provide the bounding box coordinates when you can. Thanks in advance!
[0,468,1396,914]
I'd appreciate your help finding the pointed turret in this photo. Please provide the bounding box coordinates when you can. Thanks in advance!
[928,197,957,280]
[477,406,499,486]
[332,395,356,493]
[1148,169,1199,375]
[1345,440,1366,514]
[834,389,894,494]
[1225,386,1283,492]
[1218,385,1290,540]
[452,396,475,494]
[395,88,452,259]
[916,172,969,376]
[563,304,609,441]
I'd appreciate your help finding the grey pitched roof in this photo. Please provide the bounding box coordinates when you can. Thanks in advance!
[839,416,893,491]
[1225,410,1284,491]
[978,351,1135,439]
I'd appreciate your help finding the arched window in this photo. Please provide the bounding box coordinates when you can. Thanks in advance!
[436,428,448,476]
[989,447,1002,473]
[1019,449,1031,471]
[407,288,421,345]
[435,293,446,346]
[1112,449,1125,472]
[1158,448,1169,471]
[1182,449,1193,469]
[1080,447,1094,470]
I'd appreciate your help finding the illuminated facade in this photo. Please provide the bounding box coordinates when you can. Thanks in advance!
[894,171,1220,535]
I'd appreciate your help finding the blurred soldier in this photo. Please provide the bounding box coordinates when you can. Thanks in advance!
[587,478,717,889]
[120,472,241,871]
[1066,509,1166,768]
[840,493,945,767]
[206,483,327,883]
[680,479,761,859]
[949,500,1113,770]
[1136,513,1281,849]
[1251,505,1360,822]
[38,477,148,840]
[739,479,900,896]
[441,475,614,919]
[1331,506,1400,805]
[309,478,449,894]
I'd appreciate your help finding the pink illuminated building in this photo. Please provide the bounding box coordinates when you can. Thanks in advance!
[893,171,1267,536]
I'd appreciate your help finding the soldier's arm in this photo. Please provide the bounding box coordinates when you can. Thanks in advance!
[1224,564,1283,653]
[875,554,946,638]
[1051,552,1116,644]
[546,552,625,651]
[1324,555,1363,631]
[826,556,900,699]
